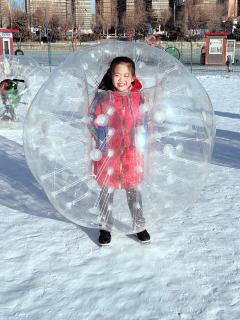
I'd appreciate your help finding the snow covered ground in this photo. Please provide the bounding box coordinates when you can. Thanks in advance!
[0,74,240,320]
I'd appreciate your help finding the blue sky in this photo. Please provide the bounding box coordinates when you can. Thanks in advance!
[12,0,96,12]
[9,0,24,10]
[92,0,96,12]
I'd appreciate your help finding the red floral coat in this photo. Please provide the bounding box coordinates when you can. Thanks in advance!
[90,80,147,189]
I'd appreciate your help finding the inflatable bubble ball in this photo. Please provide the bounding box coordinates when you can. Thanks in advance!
[0,55,49,122]
[23,41,215,234]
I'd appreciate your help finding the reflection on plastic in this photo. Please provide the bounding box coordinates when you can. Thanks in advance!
[23,41,215,234]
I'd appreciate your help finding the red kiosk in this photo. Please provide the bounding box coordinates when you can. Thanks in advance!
[0,28,19,55]
[205,32,230,65]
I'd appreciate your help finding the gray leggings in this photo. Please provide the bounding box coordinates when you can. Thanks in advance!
[99,188,145,230]
[0,106,16,121]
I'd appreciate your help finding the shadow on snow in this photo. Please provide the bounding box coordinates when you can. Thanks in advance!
[2,126,238,243]
[212,129,240,169]
[215,111,240,120]
[0,136,99,244]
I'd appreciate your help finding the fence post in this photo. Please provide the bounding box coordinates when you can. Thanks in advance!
[190,40,193,73]
[45,9,52,72]
[180,41,183,62]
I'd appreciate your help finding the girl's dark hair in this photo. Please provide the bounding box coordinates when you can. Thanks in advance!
[98,56,135,91]
[0,79,13,90]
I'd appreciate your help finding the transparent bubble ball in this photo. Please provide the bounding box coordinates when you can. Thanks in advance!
[0,55,49,120]
[23,41,215,234]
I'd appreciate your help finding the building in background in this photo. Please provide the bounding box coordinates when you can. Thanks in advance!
[96,0,240,33]
[120,0,169,20]
[25,0,92,33]
[53,0,71,25]
[75,0,92,32]
[25,0,53,18]
[151,0,170,18]
[0,0,11,27]
[123,0,169,15]
[227,0,238,17]
[191,0,240,20]
[24,0,240,36]
[96,0,117,30]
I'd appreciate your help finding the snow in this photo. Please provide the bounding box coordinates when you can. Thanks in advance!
[1,74,240,320]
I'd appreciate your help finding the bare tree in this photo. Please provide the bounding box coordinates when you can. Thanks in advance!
[203,3,225,31]
[124,10,135,36]
[183,0,225,34]
[48,14,62,41]
[0,0,10,27]
[124,0,147,38]
[95,2,107,35]
[11,9,29,41]
[187,1,205,32]
[31,8,45,28]
[111,1,118,36]
[95,0,118,37]
[30,9,44,42]
[160,8,171,32]
[135,0,147,23]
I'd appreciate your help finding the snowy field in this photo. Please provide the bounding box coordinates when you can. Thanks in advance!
[0,74,240,320]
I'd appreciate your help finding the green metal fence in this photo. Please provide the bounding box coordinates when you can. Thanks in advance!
[161,40,240,74]
[19,40,240,74]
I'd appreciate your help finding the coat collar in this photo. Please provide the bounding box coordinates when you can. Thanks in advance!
[131,78,142,92]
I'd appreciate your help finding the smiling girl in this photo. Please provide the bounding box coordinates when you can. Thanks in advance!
[89,56,150,246]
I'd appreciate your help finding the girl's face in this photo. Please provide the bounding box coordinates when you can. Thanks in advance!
[112,63,135,93]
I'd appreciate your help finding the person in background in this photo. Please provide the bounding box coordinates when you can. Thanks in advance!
[226,55,232,73]
[0,78,25,121]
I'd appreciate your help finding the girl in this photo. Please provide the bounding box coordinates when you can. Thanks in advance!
[0,79,25,121]
[89,56,150,245]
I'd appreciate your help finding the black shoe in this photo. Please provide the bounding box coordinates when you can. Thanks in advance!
[136,229,151,243]
[99,230,111,246]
